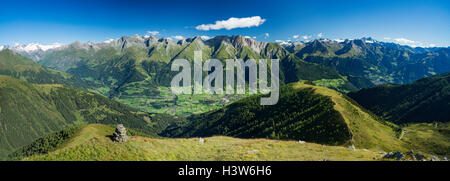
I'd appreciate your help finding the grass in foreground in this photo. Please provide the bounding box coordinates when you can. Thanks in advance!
[402,122,450,156]
[25,124,379,161]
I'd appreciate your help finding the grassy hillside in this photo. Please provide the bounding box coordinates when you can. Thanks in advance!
[162,82,407,151]
[0,49,99,90]
[23,124,380,161]
[401,122,450,156]
[0,75,178,158]
[348,72,450,123]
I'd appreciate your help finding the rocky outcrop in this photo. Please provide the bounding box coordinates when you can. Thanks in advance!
[112,124,129,142]
[382,150,447,161]
[383,151,405,160]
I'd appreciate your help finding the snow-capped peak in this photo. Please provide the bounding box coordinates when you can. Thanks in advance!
[103,38,116,43]
[275,40,292,46]
[361,37,377,44]
[12,43,63,52]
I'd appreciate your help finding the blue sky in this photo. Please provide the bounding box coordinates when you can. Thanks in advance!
[0,0,449,47]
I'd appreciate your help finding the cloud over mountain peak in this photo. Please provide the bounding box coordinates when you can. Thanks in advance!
[196,16,266,31]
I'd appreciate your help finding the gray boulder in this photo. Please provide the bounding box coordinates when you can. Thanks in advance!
[112,124,129,142]
[347,145,356,151]
[383,151,405,160]
[199,138,205,143]
[414,153,427,161]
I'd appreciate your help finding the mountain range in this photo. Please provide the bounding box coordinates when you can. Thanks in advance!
[0,35,449,160]
[6,36,448,86]
[284,37,450,84]
[4,35,448,116]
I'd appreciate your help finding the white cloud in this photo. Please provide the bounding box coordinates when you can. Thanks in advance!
[334,39,345,43]
[383,37,391,40]
[171,35,185,40]
[317,33,323,38]
[147,31,160,36]
[253,36,257,39]
[265,33,270,39]
[394,38,415,44]
[302,35,311,40]
[390,37,438,48]
[293,35,299,39]
[196,16,266,31]
[200,35,212,40]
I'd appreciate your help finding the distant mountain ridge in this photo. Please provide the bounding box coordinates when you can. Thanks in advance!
[1,43,63,62]
[20,35,367,88]
[4,36,446,62]
[0,49,100,90]
[6,36,448,86]
[284,37,450,84]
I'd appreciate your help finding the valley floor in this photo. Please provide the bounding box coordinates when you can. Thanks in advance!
[25,124,380,161]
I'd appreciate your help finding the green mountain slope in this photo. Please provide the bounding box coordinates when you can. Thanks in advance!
[348,72,450,123]
[162,82,407,151]
[20,124,381,161]
[0,75,178,158]
[401,122,450,156]
[0,49,99,90]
